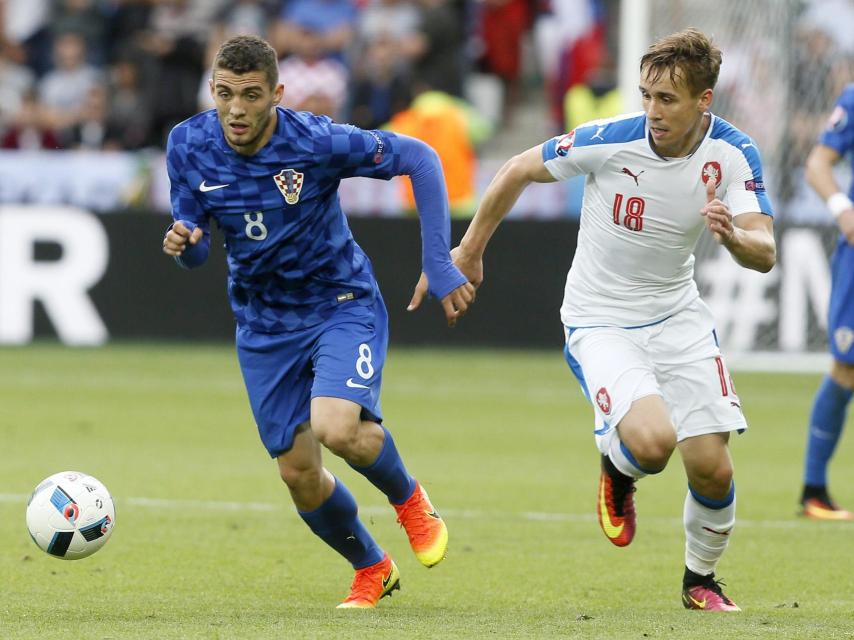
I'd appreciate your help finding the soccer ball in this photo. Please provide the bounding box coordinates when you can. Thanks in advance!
[26,471,115,560]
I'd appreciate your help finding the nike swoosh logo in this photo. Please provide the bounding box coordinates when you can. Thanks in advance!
[382,570,393,589]
[425,510,441,520]
[346,378,370,389]
[199,181,230,192]
[684,593,707,609]
[598,477,624,538]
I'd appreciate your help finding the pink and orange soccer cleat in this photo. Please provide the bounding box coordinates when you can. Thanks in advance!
[393,481,448,567]
[597,455,637,547]
[336,553,400,609]
[682,578,741,612]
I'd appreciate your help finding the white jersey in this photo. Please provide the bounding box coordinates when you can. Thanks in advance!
[543,112,774,328]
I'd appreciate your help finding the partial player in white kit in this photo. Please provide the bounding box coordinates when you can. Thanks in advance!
[411,28,777,611]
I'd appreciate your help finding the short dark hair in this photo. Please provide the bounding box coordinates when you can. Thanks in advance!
[213,35,279,88]
[640,28,722,96]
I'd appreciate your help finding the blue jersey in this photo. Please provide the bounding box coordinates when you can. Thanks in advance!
[167,108,419,333]
[819,83,854,200]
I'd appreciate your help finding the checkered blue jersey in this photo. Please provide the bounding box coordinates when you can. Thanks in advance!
[819,83,854,201]
[166,107,464,333]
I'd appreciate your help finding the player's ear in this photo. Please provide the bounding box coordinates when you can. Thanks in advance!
[273,83,284,105]
[208,77,215,99]
[698,87,713,112]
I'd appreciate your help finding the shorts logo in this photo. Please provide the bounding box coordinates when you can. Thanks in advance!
[595,387,612,415]
[702,161,722,188]
[274,169,304,205]
[556,130,576,156]
[834,327,854,354]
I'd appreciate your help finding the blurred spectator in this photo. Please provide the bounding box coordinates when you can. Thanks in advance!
[136,0,214,145]
[271,0,358,61]
[348,33,413,130]
[534,0,606,130]
[386,90,491,216]
[2,0,51,73]
[1,88,59,149]
[0,51,35,127]
[66,83,109,150]
[359,0,422,44]
[49,0,109,65]
[563,61,620,131]
[204,0,280,68]
[474,0,531,124]
[38,31,101,146]
[278,19,350,119]
[105,57,152,149]
[411,0,465,97]
[800,0,854,55]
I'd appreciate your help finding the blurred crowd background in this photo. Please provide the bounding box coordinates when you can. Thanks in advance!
[0,0,852,220]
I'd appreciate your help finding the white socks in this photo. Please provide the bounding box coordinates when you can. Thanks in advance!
[683,487,735,575]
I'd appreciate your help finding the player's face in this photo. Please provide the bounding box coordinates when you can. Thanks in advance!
[211,69,284,156]
[640,65,712,157]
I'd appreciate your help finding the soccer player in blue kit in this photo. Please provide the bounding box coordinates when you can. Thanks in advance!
[799,83,854,521]
[161,35,475,608]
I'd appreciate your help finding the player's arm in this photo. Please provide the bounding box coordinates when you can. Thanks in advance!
[806,143,854,243]
[393,135,475,327]
[701,177,776,273]
[162,132,211,269]
[453,144,556,285]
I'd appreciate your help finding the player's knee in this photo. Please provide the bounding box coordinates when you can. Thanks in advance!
[279,463,322,493]
[830,360,854,389]
[690,462,733,500]
[628,427,676,470]
[313,418,360,457]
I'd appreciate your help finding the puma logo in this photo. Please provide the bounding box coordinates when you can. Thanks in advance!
[621,167,645,186]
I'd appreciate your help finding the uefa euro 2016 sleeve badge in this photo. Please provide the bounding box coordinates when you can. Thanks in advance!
[274,168,304,205]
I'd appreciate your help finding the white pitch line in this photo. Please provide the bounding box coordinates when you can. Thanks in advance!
[2,493,850,530]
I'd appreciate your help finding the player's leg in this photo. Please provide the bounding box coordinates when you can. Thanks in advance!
[801,359,854,520]
[277,424,399,609]
[653,302,745,611]
[678,433,740,612]
[802,240,854,520]
[235,325,395,608]
[311,295,447,568]
[565,326,676,547]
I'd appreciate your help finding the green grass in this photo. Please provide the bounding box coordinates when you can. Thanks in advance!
[1,344,852,639]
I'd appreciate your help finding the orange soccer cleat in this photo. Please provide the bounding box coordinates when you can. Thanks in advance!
[801,489,854,521]
[393,481,448,567]
[597,455,637,547]
[336,553,400,609]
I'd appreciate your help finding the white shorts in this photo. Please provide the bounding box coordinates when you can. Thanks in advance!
[564,299,747,453]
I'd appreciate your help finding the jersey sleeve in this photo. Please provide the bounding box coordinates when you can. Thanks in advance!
[312,118,399,180]
[725,140,774,217]
[166,129,209,228]
[818,85,854,156]
[541,125,611,181]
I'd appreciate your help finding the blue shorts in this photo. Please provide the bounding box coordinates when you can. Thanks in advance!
[236,295,388,457]
[828,238,854,363]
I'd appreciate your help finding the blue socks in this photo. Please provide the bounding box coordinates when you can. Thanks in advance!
[804,376,852,487]
[349,426,416,505]
[298,478,383,569]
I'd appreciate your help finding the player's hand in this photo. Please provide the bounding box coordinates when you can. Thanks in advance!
[450,245,484,289]
[700,177,734,244]
[839,209,854,245]
[162,221,202,257]
[439,281,476,327]
[406,274,476,327]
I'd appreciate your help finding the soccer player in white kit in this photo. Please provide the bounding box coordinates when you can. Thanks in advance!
[411,28,777,611]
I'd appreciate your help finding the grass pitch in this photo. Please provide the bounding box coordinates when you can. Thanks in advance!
[1,343,852,639]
